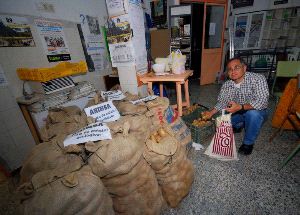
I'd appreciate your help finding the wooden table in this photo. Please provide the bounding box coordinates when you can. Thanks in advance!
[139,70,193,116]
[17,95,43,144]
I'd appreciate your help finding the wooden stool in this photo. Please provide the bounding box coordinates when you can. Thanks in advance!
[139,70,193,116]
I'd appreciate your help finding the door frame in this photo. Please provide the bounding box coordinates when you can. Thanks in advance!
[201,1,227,84]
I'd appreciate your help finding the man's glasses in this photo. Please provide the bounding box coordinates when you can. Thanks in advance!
[227,64,243,73]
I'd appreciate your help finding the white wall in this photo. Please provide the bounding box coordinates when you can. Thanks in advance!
[0,0,110,171]
[0,0,110,98]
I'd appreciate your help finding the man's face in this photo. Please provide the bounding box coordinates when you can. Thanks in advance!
[227,59,246,83]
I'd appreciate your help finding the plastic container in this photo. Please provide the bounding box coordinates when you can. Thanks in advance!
[182,107,215,144]
[17,61,88,82]
[152,63,165,73]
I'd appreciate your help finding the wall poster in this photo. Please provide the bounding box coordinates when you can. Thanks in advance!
[106,14,135,67]
[79,14,109,72]
[35,19,71,62]
[0,15,35,47]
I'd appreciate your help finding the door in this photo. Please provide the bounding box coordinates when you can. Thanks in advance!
[200,3,226,85]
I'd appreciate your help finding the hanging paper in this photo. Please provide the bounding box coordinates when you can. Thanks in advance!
[35,19,71,62]
[0,15,35,47]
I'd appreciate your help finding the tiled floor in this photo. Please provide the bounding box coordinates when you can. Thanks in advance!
[163,80,300,215]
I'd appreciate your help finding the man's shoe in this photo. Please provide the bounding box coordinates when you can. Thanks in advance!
[233,127,243,133]
[238,144,253,155]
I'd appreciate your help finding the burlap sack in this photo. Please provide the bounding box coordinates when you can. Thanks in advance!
[20,166,114,215]
[20,140,83,184]
[40,114,87,142]
[116,101,147,116]
[104,159,164,215]
[144,97,170,127]
[146,97,169,110]
[155,145,194,208]
[88,133,144,178]
[107,115,154,142]
[47,106,81,124]
[123,92,140,101]
[143,133,194,208]
[163,117,192,147]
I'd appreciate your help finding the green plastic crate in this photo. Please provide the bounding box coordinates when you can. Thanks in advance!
[182,107,215,144]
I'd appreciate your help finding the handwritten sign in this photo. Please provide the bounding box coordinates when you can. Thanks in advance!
[101,90,125,101]
[130,95,158,105]
[63,122,112,146]
[84,101,120,122]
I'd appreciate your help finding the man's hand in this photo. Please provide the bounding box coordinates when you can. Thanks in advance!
[225,101,242,113]
[202,108,217,120]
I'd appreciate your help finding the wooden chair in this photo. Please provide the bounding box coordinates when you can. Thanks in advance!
[271,61,300,99]
[269,77,300,168]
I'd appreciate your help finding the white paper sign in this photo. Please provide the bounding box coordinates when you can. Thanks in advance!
[101,90,125,101]
[84,101,120,122]
[209,23,216,36]
[106,0,128,17]
[131,95,158,105]
[63,122,112,147]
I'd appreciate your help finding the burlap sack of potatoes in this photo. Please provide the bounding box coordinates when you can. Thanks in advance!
[143,133,178,171]
[40,114,87,142]
[115,101,148,116]
[19,140,83,184]
[88,132,145,178]
[103,159,164,215]
[107,115,154,143]
[143,133,194,208]
[123,92,140,101]
[145,97,169,110]
[46,106,81,124]
[163,117,192,147]
[20,166,114,215]
[155,145,194,208]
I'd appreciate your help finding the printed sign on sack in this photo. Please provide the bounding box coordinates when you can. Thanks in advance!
[63,122,112,146]
[101,90,125,101]
[84,101,120,122]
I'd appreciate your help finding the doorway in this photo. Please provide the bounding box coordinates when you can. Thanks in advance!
[200,3,226,85]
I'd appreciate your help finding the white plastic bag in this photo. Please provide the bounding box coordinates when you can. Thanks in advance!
[204,110,238,161]
[169,50,186,74]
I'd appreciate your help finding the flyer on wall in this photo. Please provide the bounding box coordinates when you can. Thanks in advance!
[106,14,132,44]
[105,0,128,17]
[0,15,35,47]
[80,14,105,55]
[108,41,135,67]
[35,19,71,62]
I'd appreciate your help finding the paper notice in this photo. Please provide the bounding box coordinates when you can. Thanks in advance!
[101,90,125,101]
[130,95,158,105]
[63,122,112,146]
[84,101,120,122]
[209,23,216,36]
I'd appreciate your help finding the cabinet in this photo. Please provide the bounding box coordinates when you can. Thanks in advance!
[169,5,192,69]
[234,11,266,50]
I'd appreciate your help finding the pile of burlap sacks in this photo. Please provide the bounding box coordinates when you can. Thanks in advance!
[18,93,195,215]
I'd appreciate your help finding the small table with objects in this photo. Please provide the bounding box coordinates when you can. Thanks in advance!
[139,70,193,116]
